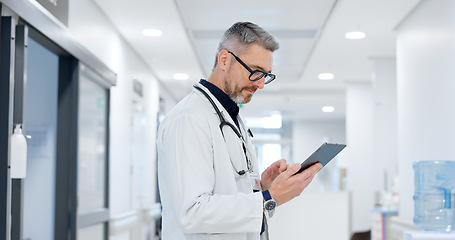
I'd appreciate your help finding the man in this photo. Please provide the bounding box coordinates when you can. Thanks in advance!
[157,22,322,239]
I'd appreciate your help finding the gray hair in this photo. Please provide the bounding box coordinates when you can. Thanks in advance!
[213,22,279,69]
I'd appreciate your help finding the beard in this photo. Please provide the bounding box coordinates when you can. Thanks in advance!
[224,80,257,104]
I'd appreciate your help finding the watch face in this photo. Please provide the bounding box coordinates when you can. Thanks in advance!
[265,200,276,211]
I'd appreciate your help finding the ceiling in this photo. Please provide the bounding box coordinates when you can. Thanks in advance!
[93,0,421,121]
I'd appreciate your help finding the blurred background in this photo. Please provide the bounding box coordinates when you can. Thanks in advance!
[2,0,455,240]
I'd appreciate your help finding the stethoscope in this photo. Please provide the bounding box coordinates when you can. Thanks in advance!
[194,85,253,175]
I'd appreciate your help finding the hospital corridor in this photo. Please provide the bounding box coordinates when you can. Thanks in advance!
[1,0,455,239]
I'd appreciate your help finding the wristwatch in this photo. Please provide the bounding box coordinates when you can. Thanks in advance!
[262,190,276,217]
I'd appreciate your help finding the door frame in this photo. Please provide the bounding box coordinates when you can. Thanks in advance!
[0,11,14,240]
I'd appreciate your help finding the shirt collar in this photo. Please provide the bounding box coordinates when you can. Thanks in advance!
[199,79,239,118]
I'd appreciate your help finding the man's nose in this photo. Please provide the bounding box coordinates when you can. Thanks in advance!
[253,78,265,89]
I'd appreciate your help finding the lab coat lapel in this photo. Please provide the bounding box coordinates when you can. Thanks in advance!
[194,83,241,135]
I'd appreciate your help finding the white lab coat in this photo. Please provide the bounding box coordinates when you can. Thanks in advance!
[157,83,268,240]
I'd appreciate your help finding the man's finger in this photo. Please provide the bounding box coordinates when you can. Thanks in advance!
[283,163,301,177]
[301,163,323,179]
[278,159,288,172]
[310,162,323,172]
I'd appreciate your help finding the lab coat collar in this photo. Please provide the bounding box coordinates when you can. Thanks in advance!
[193,83,243,136]
[199,79,239,120]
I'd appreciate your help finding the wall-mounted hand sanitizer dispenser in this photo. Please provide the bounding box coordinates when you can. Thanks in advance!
[11,124,27,179]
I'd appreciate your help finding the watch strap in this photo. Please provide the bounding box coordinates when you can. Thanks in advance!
[262,190,272,201]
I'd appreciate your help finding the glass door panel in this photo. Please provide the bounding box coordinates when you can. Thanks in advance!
[22,37,59,240]
[78,71,107,210]
[77,67,109,240]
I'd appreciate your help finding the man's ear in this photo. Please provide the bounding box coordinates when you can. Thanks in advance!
[217,49,230,71]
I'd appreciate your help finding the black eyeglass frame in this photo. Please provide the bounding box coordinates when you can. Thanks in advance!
[228,51,276,84]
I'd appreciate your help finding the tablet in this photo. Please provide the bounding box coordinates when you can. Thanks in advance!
[295,142,346,174]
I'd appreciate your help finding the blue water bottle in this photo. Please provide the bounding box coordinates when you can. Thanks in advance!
[413,160,455,232]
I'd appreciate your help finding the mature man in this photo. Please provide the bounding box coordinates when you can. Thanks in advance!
[157,22,322,239]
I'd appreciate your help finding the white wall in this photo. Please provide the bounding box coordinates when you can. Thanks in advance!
[268,192,351,240]
[371,57,398,195]
[67,0,161,239]
[396,0,455,224]
[345,82,375,232]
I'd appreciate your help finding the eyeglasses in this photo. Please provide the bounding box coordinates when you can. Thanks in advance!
[228,51,276,84]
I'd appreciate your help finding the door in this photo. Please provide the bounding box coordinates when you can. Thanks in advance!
[21,28,112,240]
[76,65,110,240]
[6,21,112,240]
[1,3,115,238]
[15,23,80,240]
[0,16,64,240]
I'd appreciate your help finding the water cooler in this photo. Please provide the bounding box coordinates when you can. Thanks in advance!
[405,160,455,240]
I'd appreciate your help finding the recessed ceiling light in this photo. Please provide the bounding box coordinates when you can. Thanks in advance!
[322,106,335,113]
[345,31,366,40]
[142,28,163,37]
[318,73,334,80]
[173,73,189,80]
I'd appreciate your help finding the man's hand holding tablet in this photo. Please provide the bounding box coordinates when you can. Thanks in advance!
[295,142,346,175]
